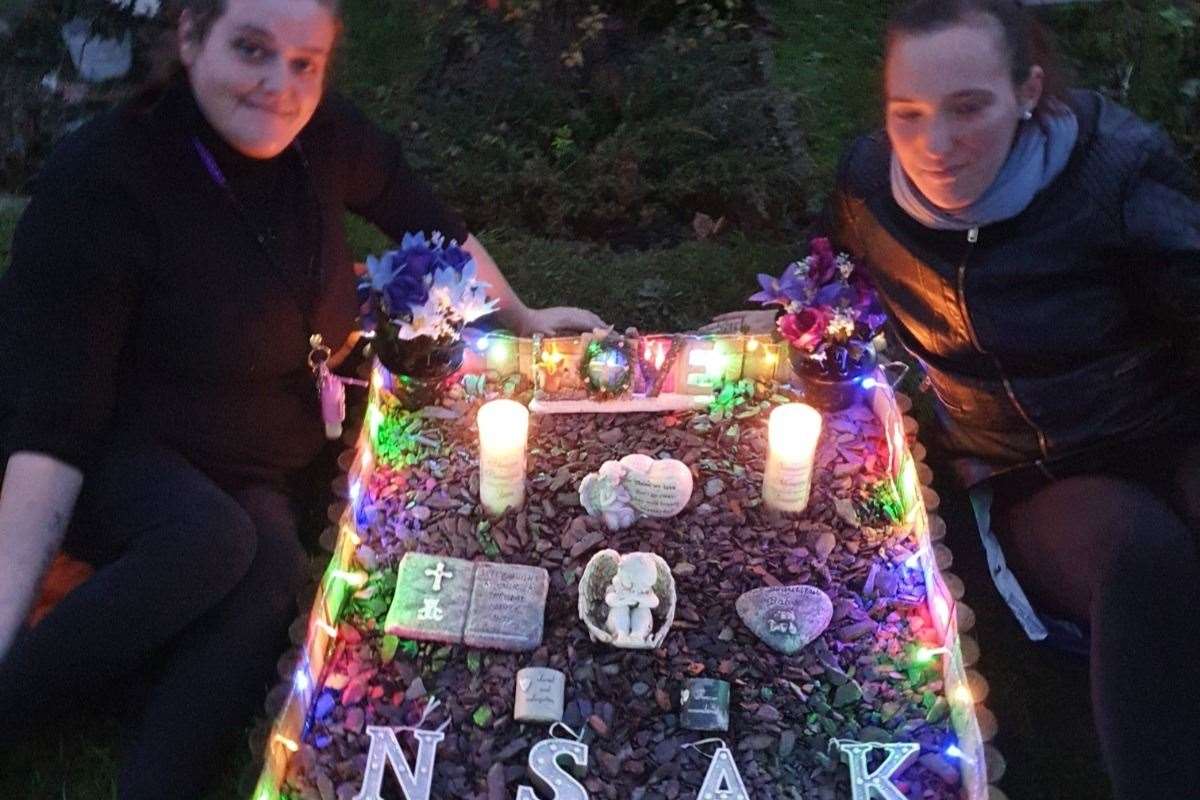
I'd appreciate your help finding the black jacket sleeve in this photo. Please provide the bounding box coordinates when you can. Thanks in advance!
[320,93,470,245]
[0,160,150,470]
[1123,128,1200,332]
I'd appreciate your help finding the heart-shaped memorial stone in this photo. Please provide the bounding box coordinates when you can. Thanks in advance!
[735,585,833,655]
[618,454,693,518]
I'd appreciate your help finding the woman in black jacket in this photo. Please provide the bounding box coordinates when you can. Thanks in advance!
[0,0,603,795]
[720,1,1200,797]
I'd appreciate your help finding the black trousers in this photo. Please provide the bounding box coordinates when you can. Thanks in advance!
[988,432,1200,800]
[0,434,310,798]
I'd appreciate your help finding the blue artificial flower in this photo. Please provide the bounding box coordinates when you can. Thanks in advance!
[438,242,472,271]
[365,231,497,340]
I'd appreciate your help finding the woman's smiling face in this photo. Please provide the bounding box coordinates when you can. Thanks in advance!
[179,0,336,159]
[885,16,1042,211]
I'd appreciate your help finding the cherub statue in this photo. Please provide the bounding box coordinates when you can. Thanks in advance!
[578,460,636,531]
[604,553,661,646]
[579,549,675,649]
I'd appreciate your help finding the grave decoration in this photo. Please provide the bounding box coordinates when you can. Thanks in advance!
[578,455,693,531]
[254,328,999,800]
[578,550,676,649]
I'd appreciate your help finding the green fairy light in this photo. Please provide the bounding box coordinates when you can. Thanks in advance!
[489,338,511,362]
[897,456,920,515]
[366,404,384,442]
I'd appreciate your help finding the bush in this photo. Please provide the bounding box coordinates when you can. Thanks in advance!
[347,2,814,247]
[1044,0,1199,172]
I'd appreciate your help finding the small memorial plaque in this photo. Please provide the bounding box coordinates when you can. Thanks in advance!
[735,584,833,655]
[463,562,550,651]
[385,553,476,645]
[514,667,566,723]
[618,454,693,518]
[681,678,730,731]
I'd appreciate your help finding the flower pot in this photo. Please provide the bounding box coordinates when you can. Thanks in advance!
[790,346,876,412]
[373,326,464,409]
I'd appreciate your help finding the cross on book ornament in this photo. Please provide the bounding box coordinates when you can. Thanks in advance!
[425,561,454,591]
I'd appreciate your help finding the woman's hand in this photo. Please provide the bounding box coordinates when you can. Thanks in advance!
[699,309,779,335]
[512,305,609,337]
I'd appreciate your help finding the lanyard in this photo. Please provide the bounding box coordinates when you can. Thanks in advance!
[191,134,346,439]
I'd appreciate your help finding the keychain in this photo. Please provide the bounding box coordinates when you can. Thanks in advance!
[309,334,345,440]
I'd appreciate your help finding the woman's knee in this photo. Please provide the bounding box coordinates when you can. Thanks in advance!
[253,528,309,616]
[1014,475,1193,589]
[231,490,309,622]
[1069,478,1198,586]
[168,488,259,595]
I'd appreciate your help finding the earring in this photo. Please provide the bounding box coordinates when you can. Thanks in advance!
[1022,108,1034,121]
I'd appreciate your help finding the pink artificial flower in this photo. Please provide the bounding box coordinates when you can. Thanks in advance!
[778,308,830,352]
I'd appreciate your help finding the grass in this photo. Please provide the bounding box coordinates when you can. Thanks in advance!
[770,0,888,185]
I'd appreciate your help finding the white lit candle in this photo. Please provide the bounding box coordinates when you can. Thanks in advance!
[763,403,822,513]
[477,399,529,515]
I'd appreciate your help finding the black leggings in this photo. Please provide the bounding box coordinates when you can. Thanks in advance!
[989,437,1200,800]
[0,436,310,798]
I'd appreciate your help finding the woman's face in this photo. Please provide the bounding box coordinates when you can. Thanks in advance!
[180,0,336,159]
[885,19,1042,210]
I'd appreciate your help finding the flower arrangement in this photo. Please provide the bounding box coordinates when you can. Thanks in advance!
[750,237,886,378]
[358,232,498,343]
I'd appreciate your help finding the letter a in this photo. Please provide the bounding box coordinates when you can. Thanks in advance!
[695,744,751,800]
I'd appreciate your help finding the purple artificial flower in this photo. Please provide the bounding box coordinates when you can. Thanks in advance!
[808,237,839,284]
[382,271,429,316]
[814,281,857,308]
[748,266,808,306]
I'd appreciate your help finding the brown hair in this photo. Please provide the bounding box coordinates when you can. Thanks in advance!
[141,0,344,95]
[884,0,1071,110]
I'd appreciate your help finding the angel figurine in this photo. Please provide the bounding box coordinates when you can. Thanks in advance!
[604,554,660,645]
[579,549,676,649]
[579,460,636,531]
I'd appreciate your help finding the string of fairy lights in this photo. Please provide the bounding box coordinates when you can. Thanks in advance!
[253,337,986,800]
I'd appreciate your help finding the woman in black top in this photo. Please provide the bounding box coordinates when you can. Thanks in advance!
[718,1,1200,797]
[0,0,603,794]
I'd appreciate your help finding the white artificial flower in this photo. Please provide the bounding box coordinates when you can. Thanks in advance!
[826,311,856,339]
[397,295,444,340]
